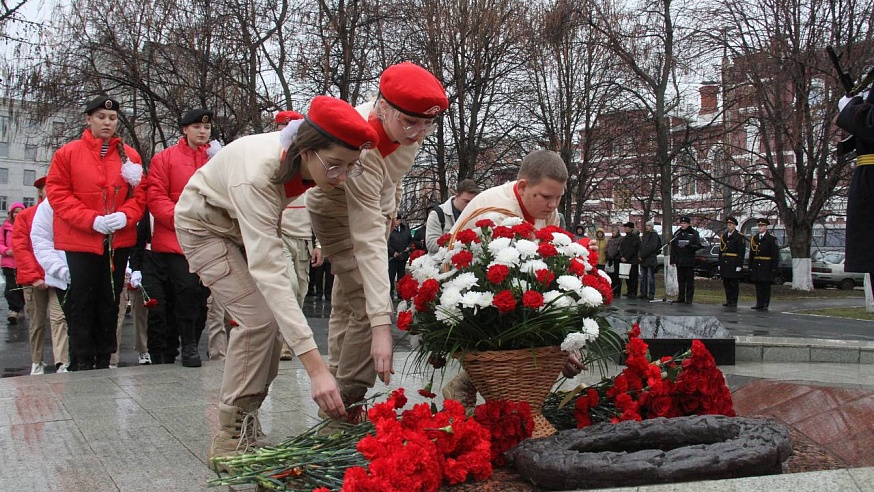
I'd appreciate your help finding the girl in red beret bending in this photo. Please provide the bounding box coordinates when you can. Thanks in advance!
[173,95,378,471]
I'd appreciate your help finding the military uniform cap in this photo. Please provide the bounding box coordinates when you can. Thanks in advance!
[726,216,738,225]
[305,95,379,151]
[679,215,691,223]
[275,110,304,124]
[757,218,770,226]
[379,62,449,118]
[180,109,214,127]
[84,96,120,115]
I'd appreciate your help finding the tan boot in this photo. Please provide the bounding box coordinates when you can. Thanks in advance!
[442,371,478,411]
[208,396,262,472]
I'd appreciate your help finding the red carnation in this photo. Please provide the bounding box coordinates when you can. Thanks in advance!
[451,250,474,269]
[537,242,558,257]
[569,258,587,276]
[522,290,544,309]
[396,274,419,300]
[408,249,426,264]
[511,222,535,238]
[492,226,515,238]
[437,233,451,247]
[475,218,495,228]
[535,269,555,286]
[396,310,413,331]
[455,229,479,245]
[143,298,158,309]
[486,264,510,284]
[492,290,517,313]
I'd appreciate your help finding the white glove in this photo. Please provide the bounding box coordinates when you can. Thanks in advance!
[92,216,113,235]
[129,271,142,289]
[105,212,127,231]
[58,266,71,285]
[839,95,853,112]
[736,267,742,272]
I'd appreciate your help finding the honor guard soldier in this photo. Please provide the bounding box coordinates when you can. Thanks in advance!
[836,91,874,275]
[718,216,746,307]
[749,218,779,310]
[669,215,702,304]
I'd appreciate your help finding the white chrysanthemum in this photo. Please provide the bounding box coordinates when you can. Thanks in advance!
[469,242,485,260]
[577,286,604,307]
[559,242,588,258]
[581,317,601,340]
[501,216,523,226]
[435,305,462,326]
[515,239,538,257]
[561,332,590,352]
[206,140,224,159]
[556,275,583,292]
[520,259,548,274]
[448,272,478,291]
[597,269,612,284]
[493,247,521,266]
[410,259,441,283]
[551,233,572,247]
[397,300,408,313]
[121,160,144,187]
[460,291,494,311]
[543,290,574,309]
[487,237,512,254]
[509,278,530,292]
[440,287,463,308]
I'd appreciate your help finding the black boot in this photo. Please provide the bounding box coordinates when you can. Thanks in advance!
[181,344,202,367]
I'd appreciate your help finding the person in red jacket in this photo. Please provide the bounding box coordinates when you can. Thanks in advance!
[1,201,25,324]
[12,177,70,375]
[45,96,146,371]
[143,109,213,367]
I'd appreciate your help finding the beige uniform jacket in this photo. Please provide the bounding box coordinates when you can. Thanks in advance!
[281,193,314,240]
[174,132,317,356]
[306,102,420,328]
[450,180,559,234]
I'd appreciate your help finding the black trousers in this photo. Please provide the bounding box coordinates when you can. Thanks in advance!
[143,252,207,355]
[676,265,695,303]
[723,278,740,305]
[309,259,333,299]
[608,259,621,297]
[65,247,129,370]
[2,267,24,313]
[622,263,639,296]
[388,258,406,296]
[754,281,772,308]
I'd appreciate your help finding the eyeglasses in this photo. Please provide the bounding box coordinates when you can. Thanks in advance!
[395,110,438,139]
[314,151,363,179]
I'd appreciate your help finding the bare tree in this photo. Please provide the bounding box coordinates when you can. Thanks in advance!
[698,0,874,290]
[524,0,629,231]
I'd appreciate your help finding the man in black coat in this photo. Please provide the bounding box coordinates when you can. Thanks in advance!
[618,221,641,298]
[749,218,779,310]
[388,217,412,299]
[718,216,746,308]
[670,215,702,304]
[638,221,662,300]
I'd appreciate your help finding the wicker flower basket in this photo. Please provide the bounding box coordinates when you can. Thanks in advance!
[456,345,567,438]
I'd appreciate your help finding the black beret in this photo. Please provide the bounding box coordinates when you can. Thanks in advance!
[84,96,120,115]
[679,215,691,223]
[180,109,214,127]
[757,218,770,226]
[726,216,738,225]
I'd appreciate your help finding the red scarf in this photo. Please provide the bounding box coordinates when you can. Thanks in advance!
[512,182,536,223]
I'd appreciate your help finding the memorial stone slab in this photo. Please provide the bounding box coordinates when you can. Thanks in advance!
[607,314,736,365]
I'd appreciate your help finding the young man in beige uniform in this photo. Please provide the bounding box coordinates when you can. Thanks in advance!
[307,62,448,413]
[443,150,584,406]
[174,96,379,470]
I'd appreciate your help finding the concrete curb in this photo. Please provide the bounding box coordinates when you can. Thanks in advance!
[736,336,874,364]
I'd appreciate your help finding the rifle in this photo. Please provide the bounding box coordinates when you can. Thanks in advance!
[827,46,857,155]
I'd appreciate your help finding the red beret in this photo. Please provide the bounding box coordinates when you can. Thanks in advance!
[379,62,448,118]
[275,110,304,124]
[33,176,47,188]
[305,96,379,150]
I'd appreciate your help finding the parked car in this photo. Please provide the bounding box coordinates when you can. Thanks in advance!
[811,251,864,290]
[694,244,721,278]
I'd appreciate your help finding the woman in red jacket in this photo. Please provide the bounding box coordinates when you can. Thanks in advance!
[1,202,26,324]
[45,96,146,371]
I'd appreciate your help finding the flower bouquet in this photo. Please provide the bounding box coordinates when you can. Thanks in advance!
[396,212,624,436]
[542,324,736,430]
